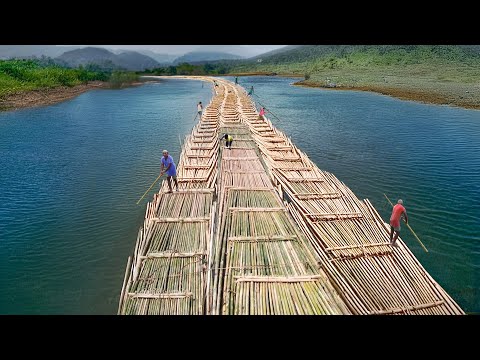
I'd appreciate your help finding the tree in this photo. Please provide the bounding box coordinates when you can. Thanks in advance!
[166,66,177,75]
[203,63,215,73]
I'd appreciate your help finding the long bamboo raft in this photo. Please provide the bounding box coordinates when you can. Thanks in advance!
[119,77,464,315]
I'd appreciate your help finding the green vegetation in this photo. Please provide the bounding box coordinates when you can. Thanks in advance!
[0,59,139,98]
[142,62,229,76]
[226,45,480,109]
[142,46,480,88]
[0,59,106,97]
[229,45,480,83]
[108,71,139,88]
[3,46,478,109]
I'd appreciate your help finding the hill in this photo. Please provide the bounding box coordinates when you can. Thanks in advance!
[57,47,159,71]
[233,45,480,71]
[250,45,301,60]
[115,51,161,70]
[173,51,243,65]
[0,45,80,59]
[135,50,177,65]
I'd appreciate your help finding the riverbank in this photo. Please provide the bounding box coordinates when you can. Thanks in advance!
[0,81,106,111]
[294,76,480,110]
[0,80,148,112]
[293,80,480,110]
[226,72,303,78]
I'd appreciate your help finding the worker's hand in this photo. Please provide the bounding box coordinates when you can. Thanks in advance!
[160,172,164,177]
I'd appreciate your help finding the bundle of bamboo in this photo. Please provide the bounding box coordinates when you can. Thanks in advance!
[120,77,463,316]
[232,278,349,315]
[119,79,223,315]
[208,98,350,314]
[236,81,464,315]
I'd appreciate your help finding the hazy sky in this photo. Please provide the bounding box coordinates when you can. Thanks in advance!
[59,45,285,57]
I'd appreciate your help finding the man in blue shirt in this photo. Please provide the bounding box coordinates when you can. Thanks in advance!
[160,149,178,193]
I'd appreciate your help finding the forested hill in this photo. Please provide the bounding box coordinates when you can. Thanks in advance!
[173,51,243,64]
[57,47,159,71]
[233,45,480,73]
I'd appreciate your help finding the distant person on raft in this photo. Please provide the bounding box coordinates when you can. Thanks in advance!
[197,101,203,120]
[222,133,233,150]
[259,107,266,119]
[389,199,408,247]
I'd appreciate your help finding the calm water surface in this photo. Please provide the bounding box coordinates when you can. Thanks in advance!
[0,76,478,313]
[0,79,212,314]
[231,76,480,314]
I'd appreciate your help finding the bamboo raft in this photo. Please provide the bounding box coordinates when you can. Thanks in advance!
[209,87,349,314]
[119,77,464,315]
[118,82,223,314]
[235,80,464,315]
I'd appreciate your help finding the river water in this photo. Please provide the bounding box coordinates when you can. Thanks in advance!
[0,76,478,314]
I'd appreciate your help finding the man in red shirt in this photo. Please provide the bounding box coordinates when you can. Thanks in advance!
[389,199,408,247]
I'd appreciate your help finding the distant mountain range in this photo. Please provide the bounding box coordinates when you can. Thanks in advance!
[4,45,477,73]
[0,46,253,69]
[173,51,243,65]
[134,50,177,65]
[0,45,81,59]
[56,47,160,71]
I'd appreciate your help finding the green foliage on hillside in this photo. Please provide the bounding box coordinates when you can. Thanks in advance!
[229,45,480,83]
[140,46,480,87]
[0,59,108,97]
[143,62,229,76]
[0,59,139,97]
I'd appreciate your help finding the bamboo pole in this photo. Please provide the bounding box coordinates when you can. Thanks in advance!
[118,256,132,314]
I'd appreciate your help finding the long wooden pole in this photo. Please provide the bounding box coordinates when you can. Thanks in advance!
[137,174,164,205]
[383,193,428,253]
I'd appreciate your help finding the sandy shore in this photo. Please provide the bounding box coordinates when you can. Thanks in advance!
[0,81,108,111]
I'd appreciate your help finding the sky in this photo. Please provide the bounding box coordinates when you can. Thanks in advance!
[59,45,286,57]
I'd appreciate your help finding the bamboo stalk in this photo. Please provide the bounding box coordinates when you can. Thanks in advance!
[234,275,324,283]
[118,256,132,314]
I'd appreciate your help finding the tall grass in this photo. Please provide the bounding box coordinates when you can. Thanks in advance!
[108,71,139,88]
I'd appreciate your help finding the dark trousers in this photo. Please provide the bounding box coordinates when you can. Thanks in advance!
[226,140,233,148]
[167,175,178,191]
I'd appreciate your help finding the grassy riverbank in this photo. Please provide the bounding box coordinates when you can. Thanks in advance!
[230,46,480,110]
[292,65,480,110]
[0,59,140,111]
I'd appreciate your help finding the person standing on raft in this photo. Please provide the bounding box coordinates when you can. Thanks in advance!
[389,199,408,247]
[160,149,179,193]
